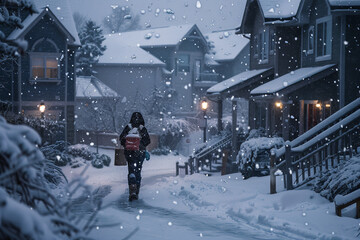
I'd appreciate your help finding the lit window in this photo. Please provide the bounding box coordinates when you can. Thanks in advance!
[31,55,59,79]
[316,16,332,61]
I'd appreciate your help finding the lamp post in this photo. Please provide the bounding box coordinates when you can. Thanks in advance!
[201,100,208,143]
[39,101,45,142]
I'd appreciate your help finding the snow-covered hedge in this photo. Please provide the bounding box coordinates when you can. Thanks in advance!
[237,136,284,167]
[313,155,360,201]
[41,142,111,168]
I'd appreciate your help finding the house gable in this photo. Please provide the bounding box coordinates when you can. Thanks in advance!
[7,8,76,45]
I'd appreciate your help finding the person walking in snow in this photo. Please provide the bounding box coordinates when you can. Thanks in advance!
[120,112,151,201]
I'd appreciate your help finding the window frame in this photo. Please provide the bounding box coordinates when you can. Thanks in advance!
[176,54,190,74]
[30,52,61,83]
[194,59,201,81]
[259,29,269,64]
[307,25,314,55]
[315,16,332,62]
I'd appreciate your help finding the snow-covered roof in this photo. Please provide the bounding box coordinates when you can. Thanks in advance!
[258,0,302,19]
[106,24,201,48]
[204,54,220,66]
[206,30,249,62]
[7,0,80,45]
[251,64,336,95]
[76,76,118,98]
[329,0,360,6]
[207,68,271,94]
[98,36,165,66]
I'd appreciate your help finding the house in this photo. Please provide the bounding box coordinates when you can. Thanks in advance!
[0,0,80,143]
[93,38,165,107]
[94,24,221,114]
[247,0,360,140]
[209,0,359,141]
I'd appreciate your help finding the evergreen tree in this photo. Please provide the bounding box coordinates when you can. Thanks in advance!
[76,20,106,76]
[0,0,37,61]
[102,6,140,34]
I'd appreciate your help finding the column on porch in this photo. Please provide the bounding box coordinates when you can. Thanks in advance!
[231,100,238,160]
[282,101,291,141]
[217,99,223,133]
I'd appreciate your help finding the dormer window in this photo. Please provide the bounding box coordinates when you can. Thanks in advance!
[29,38,61,82]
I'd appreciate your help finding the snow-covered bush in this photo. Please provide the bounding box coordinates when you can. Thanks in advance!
[158,117,197,150]
[5,113,65,145]
[151,147,171,155]
[313,155,360,201]
[42,143,111,168]
[246,128,266,140]
[237,135,284,179]
[0,117,110,239]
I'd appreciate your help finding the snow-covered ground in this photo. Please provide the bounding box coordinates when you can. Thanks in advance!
[62,148,360,240]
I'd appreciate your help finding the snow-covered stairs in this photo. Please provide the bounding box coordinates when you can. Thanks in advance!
[271,98,360,193]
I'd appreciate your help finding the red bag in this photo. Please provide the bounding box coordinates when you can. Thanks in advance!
[125,134,141,151]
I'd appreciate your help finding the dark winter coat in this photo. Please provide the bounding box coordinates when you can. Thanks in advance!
[119,112,151,154]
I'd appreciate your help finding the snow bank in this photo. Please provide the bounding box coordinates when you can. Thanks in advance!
[63,147,360,240]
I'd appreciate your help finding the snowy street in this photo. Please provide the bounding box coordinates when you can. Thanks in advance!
[62,148,360,240]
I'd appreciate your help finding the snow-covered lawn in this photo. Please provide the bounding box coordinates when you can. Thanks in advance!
[62,148,360,240]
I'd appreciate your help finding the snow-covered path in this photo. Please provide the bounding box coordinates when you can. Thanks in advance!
[63,148,360,240]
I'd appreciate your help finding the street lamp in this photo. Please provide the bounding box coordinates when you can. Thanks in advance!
[39,101,45,142]
[39,102,46,118]
[201,100,208,143]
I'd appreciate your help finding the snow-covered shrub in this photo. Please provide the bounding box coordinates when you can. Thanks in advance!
[99,154,111,167]
[158,118,197,150]
[42,143,111,168]
[151,147,171,156]
[91,158,104,168]
[5,114,65,145]
[313,155,360,201]
[237,136,284,179]
[246,128,266,140]
[0,117,110,239]
[68,144,96,161]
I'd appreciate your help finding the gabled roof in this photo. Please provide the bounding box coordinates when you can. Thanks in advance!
[258,0,302,19]
[107,24,208,49]
[206,30,249,62]
[238,0,302,33]
[98,36,165,66]
[7,0,80,45]
[251,64,336,95]
[76,76,118,98]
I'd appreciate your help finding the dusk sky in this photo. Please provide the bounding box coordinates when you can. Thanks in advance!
[70,0,246,33]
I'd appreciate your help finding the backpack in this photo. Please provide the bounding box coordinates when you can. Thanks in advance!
[125,124,141,151]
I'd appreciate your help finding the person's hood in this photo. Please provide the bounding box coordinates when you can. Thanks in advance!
[130,112,145,127]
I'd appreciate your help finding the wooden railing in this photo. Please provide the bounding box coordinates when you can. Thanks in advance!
[188,134,232,174]
[270,105,360,194]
